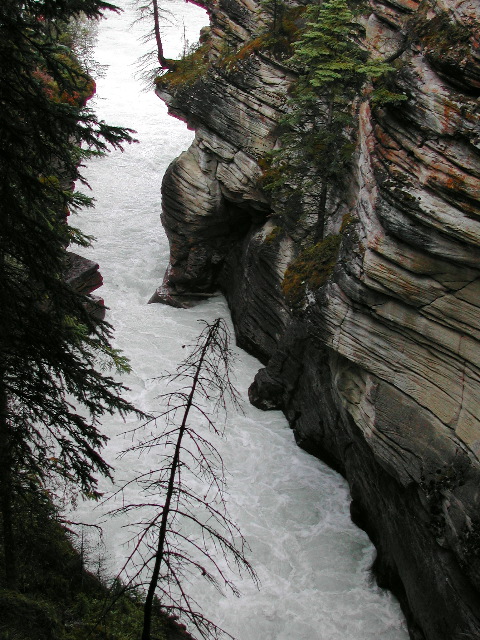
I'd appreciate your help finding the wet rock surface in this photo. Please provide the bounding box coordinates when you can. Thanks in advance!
[65,252,103,295]
[153,0,480,637]
[65,251,105,319]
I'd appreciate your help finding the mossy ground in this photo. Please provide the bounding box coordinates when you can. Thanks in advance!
[155,43,211,91]
[0,490,166,640]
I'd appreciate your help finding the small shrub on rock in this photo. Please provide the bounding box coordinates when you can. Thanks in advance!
[282,234,341,310]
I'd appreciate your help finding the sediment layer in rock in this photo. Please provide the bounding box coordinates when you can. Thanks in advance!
[153,0,480,637]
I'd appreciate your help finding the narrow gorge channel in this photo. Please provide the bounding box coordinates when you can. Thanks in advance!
[73,2,408,638]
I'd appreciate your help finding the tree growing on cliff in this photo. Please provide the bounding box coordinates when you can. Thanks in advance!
[263,0,404,240]
[0,0,139,589]
[108,319,257,640]
[134,0,172,83]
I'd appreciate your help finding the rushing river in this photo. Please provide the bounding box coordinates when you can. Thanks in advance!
[73,2,409,638]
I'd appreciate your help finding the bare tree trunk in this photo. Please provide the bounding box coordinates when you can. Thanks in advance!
[152,0,168,69]
[111,318,255,639]
[141,323,216,640]
[0,381,17,590]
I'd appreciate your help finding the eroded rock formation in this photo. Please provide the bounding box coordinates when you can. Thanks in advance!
[65,252,105,319]
[152,0,480,637]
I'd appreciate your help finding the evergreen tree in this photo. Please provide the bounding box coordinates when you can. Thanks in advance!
[264,0,403,239]
[0,0,139,589]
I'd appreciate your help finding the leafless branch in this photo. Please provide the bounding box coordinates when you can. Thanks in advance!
[107,319,258,640]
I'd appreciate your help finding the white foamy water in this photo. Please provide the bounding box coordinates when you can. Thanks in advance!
[72,2,409,638]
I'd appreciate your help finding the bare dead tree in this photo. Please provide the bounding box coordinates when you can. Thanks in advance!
[132,0,174,85]
[107,318,258,640]
[150,0,168,68]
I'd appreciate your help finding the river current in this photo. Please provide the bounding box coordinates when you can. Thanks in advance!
[73,2,409,638]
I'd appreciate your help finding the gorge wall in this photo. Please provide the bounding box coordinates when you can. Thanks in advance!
[150,0,480,638]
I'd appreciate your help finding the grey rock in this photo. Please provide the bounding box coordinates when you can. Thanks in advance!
[152,0,480,637]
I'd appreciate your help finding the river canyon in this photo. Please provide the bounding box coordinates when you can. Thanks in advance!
[74,0,480,639]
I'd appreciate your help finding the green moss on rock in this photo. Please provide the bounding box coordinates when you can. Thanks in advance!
[282,234,341,309]
[155,43,211,90]
[264,225,283,244]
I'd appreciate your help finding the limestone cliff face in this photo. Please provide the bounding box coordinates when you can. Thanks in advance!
[152,0,480,638]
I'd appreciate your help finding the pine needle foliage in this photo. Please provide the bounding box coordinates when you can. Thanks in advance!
[262,0,406,238]
[0,0,140,589]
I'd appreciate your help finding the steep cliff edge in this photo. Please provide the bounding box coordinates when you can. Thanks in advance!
[151,0,480,638]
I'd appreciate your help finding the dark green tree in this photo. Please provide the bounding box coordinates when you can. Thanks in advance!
[0,0,140,589]
[260,0,286,36]
[264,0,404,239]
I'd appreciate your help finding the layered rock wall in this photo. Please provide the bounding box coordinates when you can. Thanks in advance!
[152,0,480,637]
